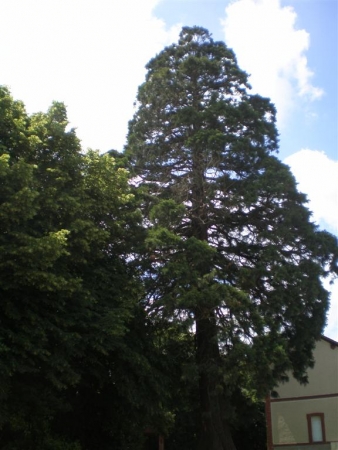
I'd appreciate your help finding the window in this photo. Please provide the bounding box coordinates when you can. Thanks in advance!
[307,413,326,443]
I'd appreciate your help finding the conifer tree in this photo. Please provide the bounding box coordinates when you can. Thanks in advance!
[127,27,338,450]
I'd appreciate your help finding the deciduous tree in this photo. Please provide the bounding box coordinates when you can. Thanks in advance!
[0,86,160,449]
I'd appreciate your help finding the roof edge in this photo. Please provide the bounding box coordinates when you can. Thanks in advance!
[321,335,338,347]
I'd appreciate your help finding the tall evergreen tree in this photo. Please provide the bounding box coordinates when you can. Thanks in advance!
[126,27,338,450]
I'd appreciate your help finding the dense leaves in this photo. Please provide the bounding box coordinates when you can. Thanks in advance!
[0,86,165,449]
[126,26,338,449]
[0,26,337,450]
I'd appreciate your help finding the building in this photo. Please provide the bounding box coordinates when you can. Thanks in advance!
[266,336,338,450]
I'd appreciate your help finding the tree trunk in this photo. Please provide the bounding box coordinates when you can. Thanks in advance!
[195,312,237,450]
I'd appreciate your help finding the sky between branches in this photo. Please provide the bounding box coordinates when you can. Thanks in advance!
[0,0,337,339]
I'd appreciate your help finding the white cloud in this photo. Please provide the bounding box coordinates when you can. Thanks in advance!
[221,0,323,125]
[284,149,338,234]
[323,278,338,342]
[285,149,338,341]
[0,0,181,151]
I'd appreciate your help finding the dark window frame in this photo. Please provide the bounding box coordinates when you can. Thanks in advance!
[307,413,326,444]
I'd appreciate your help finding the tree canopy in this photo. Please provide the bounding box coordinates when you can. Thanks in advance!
[0,86,166,449]
[0,25,337,450]
[126,26,338,450]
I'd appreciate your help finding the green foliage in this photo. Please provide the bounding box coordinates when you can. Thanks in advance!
[127,26,338,449]
[127,24,338,386]
[0,86,163,449]
[1,25,337,449]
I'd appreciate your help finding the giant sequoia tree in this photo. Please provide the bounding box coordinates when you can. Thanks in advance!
[127,27,338,450]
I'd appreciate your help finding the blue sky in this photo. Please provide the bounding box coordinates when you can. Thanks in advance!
[0,0,337,339]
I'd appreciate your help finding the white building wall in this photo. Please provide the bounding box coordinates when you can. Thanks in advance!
[269,337,338,449]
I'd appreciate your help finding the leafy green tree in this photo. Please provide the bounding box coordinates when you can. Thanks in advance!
[0,86,163,449]
[126,27,338,450]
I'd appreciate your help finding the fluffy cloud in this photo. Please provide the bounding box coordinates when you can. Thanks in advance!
[284,149,338,233]
[0,0,181,151]
[285,149,338,341]
[221,0,323,125]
